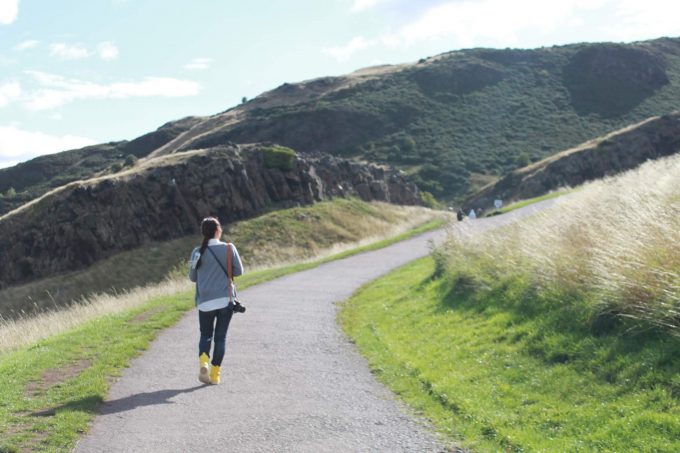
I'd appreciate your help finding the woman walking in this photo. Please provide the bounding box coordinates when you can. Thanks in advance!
[188,216,243,384]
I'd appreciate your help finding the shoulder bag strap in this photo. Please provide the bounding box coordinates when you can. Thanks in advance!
[226,243,233,281]
[226,243,233,303]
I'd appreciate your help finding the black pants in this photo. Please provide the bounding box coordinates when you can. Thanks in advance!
[198,304,234,366]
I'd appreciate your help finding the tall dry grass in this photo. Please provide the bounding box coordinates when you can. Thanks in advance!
[0,279,192,353]
[440,154,680,333]
[232,202,443,268]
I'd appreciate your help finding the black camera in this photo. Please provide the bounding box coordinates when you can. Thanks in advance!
[232,300,246,313]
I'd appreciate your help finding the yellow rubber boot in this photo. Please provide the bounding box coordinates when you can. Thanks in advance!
[209,365,221,385]
[198,353,210,384]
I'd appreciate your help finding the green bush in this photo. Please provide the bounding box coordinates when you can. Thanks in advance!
[401,135,416,153]
[263,146,296,171]
[4,187,16,197]
[110,162,124,173]
[420,191,442,209]
[124,154,138,167]
[515,151,530,168]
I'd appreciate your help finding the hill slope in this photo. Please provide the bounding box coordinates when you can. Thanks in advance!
[3,37,680,210]
[0,117,202,214]
[464,111,680,209]
[0,144,420,292]
[0,198,441,317]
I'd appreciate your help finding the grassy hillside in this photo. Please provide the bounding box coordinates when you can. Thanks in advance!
[341,155,679,451]
[4,38,680,210]
[465,111,680,210]
[0,198,443,318]
[182,38,680,200]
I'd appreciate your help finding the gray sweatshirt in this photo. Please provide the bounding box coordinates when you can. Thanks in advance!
[188,239,244,311]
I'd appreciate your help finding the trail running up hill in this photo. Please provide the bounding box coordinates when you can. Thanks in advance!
[74,200,557,453]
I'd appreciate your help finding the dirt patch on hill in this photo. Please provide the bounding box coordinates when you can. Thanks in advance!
[131,306,164,324]
[26,359,91,397]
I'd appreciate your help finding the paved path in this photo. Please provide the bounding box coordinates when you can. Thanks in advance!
[75,200,556,453]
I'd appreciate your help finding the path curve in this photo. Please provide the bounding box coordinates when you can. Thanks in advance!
[75,199,557,452]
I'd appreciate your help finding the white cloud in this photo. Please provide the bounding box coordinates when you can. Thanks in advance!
[97,42,119,60]
[0,124,96,168]
[0,159,19,168]
[600,0,680,41]
[329,0,680,61]
[391,0,604,48]
[0,0,18,25]
[0,82,21,107]
[14,39,39,51]
[351,0,387,13]
[184,57,213,70]
[324,36,374,61]
[49,41,120,61]
[50,42,90,60]
[23,70,201,110]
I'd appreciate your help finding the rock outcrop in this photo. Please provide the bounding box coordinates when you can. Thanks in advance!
[0,145,420,289]
[464,112,680,210]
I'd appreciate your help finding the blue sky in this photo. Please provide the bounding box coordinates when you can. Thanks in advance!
[1,0,679,168]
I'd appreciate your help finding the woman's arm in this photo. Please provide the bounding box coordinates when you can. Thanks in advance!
[230,244,244,276]
[188,248,200,282]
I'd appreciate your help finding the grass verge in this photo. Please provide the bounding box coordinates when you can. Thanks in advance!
[340,257,680,452]
[0,215,446,452]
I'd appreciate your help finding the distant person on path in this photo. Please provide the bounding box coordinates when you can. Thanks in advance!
[188,217,243,385]
[457,209,465,221]
[468,209,477,219]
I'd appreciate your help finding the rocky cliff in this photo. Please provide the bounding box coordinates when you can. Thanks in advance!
[0,145,420,289]
[464,112,680,210]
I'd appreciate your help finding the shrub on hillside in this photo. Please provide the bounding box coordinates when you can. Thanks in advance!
[401,135,416,153]
[420,191,442,209]
[124,154,138,167]
[263,146,296,171]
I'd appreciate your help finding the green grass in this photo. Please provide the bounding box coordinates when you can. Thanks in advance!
[0,215,446,452]
[262,145,296,171]
[484,189,572,216]
[340,257,680,452]
[0,294,189,452]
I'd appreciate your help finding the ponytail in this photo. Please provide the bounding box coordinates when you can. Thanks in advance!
[196,217,220,269]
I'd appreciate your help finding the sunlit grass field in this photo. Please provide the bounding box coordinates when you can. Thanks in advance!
[341,257,680,451]
[341,155,680,451]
